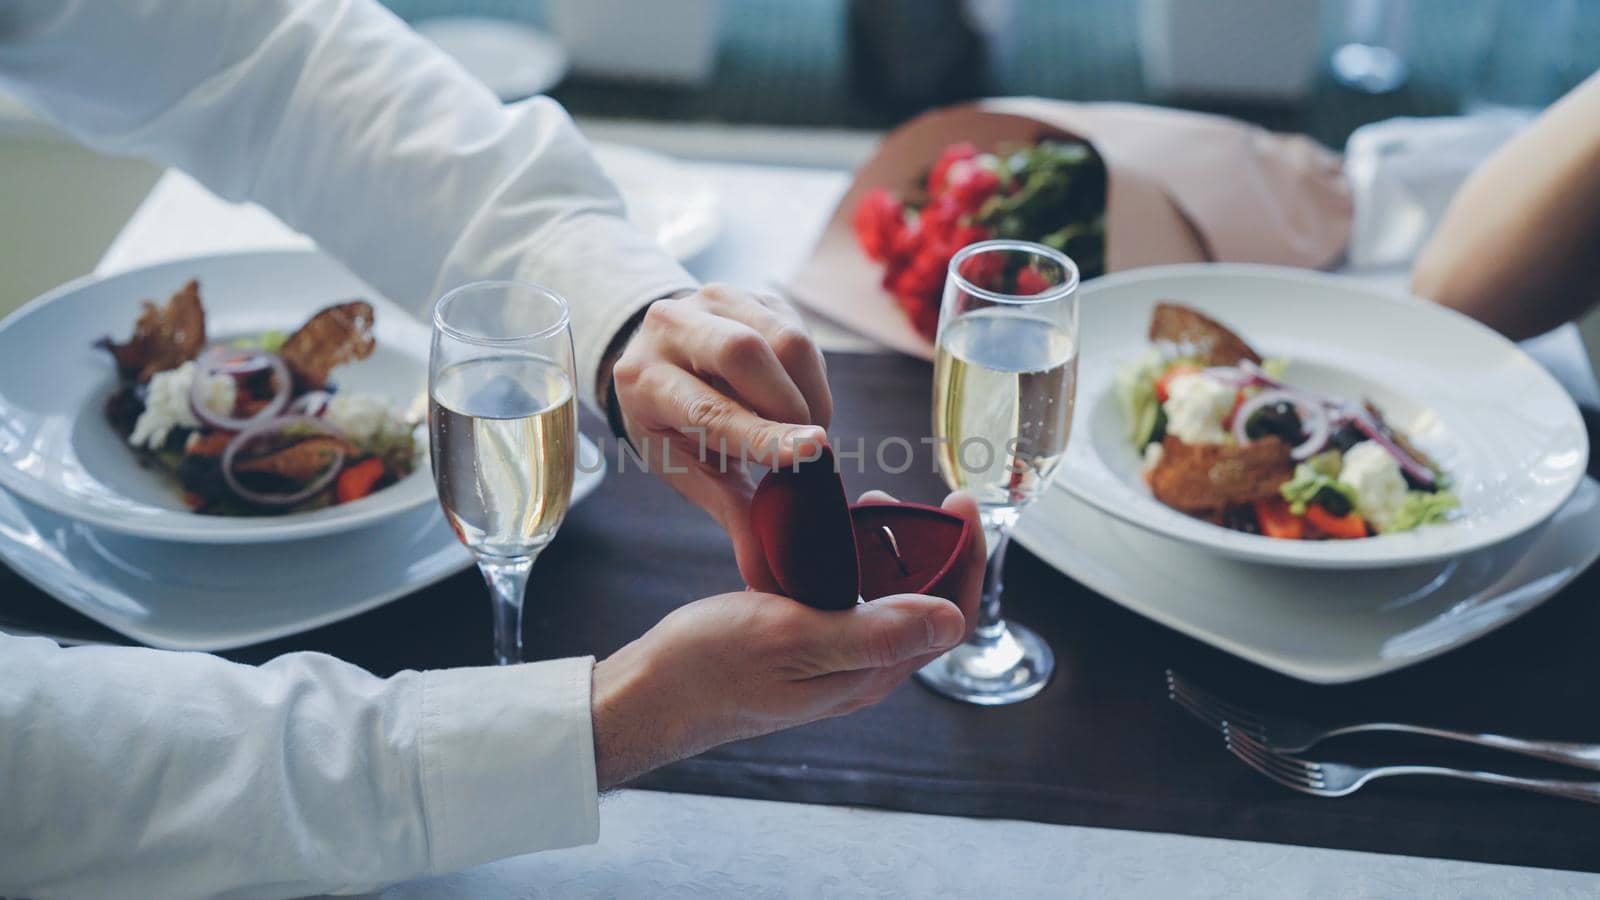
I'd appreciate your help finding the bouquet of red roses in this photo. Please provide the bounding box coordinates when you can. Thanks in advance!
[851,140,1107,339]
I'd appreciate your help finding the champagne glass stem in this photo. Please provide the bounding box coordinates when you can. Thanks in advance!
[478,555,534,666]
[975,505,1021,638]
[975,524,1011,639]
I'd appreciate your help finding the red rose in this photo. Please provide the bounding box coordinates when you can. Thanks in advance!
[883,246,946,340]
[948,223,992,253]
[885,213,924,265]
[955,244,1004,292]
[899,293,941,340]
[944,161,1001,212]
[853,138,1079,341]
[851,187,904,263]
[1014,265,1055,296]
[927,142,980,198]
[919,195,964,241]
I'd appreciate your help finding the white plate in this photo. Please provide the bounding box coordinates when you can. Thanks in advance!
[0,433,606,651]
[0,250,438,544]
[1015,476,1600,683]
[1065,264,1589,569]
[593,143,722,262]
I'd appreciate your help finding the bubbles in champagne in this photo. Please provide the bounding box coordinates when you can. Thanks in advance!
[933,308,1077,510]
[430,355,576,557]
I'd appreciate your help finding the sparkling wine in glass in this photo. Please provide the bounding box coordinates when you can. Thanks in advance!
[429,281,577,665]
[918,240,1079,705]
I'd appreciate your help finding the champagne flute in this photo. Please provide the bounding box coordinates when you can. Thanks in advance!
[917,240,1079,705]
[429,281,578,666]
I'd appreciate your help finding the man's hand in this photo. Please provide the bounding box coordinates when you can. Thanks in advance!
[612,284,832,591]
[592,491,984,789]
[591,592,961,790]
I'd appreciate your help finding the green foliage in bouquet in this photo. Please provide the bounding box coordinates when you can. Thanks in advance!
[854,138,1106,339]
[978,142,1106,279]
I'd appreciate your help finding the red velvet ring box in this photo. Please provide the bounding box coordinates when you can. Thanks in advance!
[751,444,972,611]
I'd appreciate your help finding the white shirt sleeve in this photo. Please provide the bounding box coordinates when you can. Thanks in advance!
[0,631,599,899]
[0,0,697,409]
[0,5,672,892]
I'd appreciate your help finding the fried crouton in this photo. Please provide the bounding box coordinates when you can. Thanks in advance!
[280,301,376,389]
[232,435,357,483]
[97,280,207,383]
[1149,435,1294,517]
[1149,302,1262,367]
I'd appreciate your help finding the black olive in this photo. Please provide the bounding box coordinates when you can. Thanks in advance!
[161,428,191,455]
[1328,422,1364,452]
[1313,486,1354,517]
[177,452,226,499]
[103,385,146,438]
[1222,503,1261,535]
[1245,401,1303,442]
[1403,470,1439,493]
[239,367,275,398]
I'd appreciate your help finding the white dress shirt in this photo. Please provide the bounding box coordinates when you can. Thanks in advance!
[0,0,696,896]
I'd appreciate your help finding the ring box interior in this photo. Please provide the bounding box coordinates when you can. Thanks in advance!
[751,444,972,611]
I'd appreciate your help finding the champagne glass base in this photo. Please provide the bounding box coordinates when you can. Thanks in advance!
[915,620,1055,706]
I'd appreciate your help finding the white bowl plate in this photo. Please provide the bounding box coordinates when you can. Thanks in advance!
[0,432,606,651]
[0,250,438,543]
[1064,264,1589,569]
[1015,478,1600,683]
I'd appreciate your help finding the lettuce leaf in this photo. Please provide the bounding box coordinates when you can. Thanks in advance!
[230,330,288,354]
[1387,490,1460,532]
[1280,451,1357,515]
[1114,348,1165,446]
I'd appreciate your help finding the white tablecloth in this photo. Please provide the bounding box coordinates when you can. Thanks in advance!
[97,162,1600,899]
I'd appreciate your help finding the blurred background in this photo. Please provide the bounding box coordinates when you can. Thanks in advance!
[4,0,1597,350]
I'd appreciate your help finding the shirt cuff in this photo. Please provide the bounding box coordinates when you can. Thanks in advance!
[417,656,598,874]
[520,211,698,413]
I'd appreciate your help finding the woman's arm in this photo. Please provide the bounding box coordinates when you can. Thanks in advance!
[0,0,696,410]
[1412,70,1600,339]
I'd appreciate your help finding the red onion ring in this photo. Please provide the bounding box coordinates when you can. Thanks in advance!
[204,348,277,377]
[1202,365,1257,387]
[1291,406,1331,460]
[288,390,333,417]
[190,349,290,432]
[1347,406,1437,488]
[1214,363,1434,478]
[220,415,347,507]
[1231,388,1330,460]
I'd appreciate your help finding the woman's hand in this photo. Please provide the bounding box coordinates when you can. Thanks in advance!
[612,284,833,590]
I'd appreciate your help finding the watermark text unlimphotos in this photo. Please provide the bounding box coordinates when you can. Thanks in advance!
[576,430,1036,476]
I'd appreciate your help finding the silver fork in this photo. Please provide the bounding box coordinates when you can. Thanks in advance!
[1166,669,1600,772]
[1224,725,1600,804]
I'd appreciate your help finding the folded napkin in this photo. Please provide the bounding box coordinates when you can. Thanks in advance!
[786,99,1351,358]
[1343,113,1530,269]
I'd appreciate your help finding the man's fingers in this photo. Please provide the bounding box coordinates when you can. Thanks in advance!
[941,491,987,638]
[803,594,965,674]
[715,482,783,593]
[671,309,814,427]
[856,490,898,506]
[634,364,824,467]
[694,286,833,429]
[791,639,943,719]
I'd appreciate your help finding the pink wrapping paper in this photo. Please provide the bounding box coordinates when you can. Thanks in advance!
[786,100,1352,358]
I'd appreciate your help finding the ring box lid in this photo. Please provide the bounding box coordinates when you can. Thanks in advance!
[751,444,971,610]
